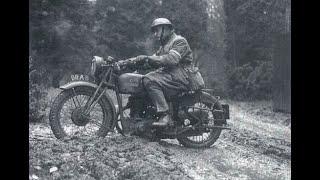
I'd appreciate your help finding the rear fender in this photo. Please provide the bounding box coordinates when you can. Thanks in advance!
[178,91,219,107]
[59,81,117,130]
[179,91,229,123]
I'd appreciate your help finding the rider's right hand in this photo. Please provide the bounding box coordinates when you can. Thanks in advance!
[135,55,148,62]
[117,56,148,69]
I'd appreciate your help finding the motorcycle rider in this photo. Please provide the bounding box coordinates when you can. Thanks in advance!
[134,18,195,127]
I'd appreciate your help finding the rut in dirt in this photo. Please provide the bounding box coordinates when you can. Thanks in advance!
[29,134,193,180]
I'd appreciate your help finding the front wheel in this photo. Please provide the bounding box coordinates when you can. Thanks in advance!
[49,86,115,139]
[177,93,224,148]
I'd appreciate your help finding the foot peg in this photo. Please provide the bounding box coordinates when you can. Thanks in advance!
[152,113,173,127]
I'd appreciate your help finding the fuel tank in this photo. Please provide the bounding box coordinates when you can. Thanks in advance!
[118,73,144,94]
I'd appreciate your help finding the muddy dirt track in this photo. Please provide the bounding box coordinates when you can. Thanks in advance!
[29,101,291,180]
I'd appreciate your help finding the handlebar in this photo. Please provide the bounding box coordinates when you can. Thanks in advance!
[92,55,145,71]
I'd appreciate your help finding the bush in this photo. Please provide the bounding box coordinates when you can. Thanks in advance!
[29,57,48,122]
[207,79,227,98]
[246,61,273,100]
[227,63,253,100]
[227,61,273,100]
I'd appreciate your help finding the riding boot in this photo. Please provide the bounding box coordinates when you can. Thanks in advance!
[152,112,173,126]
[143,78,169,113]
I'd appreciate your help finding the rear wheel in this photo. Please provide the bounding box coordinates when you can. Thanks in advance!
[49,86,114,139]
[177,94,224,148]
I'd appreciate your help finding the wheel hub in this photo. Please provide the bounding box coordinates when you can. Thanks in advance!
[71,107,90,126]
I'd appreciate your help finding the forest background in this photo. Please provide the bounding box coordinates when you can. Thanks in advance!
[29,0,291,122]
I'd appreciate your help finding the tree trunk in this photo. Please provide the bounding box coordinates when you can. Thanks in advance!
[272,33,291,113]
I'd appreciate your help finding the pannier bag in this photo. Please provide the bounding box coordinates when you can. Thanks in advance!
[185,66,205,91]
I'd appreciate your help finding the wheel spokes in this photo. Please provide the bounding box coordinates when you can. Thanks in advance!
[186,102,215,143]
[59,93,105,137]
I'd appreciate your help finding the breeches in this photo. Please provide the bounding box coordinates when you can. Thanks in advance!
[142,71,187,113]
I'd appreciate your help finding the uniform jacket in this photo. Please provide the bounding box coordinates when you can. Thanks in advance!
[144,32,194,92]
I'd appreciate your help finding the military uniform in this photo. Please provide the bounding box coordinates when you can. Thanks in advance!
[143,32,194,113]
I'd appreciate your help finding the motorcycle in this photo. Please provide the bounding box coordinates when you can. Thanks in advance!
[49,56,230,148]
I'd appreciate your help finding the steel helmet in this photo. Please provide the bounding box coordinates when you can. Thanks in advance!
[151,18,173,32]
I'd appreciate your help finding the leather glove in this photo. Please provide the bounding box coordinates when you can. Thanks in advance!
[147,56,162,68]
[135,55,148,62]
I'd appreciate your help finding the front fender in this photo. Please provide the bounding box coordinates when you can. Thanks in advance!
[59,81,98,90]
[59,81,117,130]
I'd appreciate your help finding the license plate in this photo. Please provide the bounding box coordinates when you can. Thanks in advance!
[70,74,90,82]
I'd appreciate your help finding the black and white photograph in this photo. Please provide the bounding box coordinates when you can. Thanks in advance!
[29,0,291,179]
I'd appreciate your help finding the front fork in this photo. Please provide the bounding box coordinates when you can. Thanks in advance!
[78,79,124,128]
[80,81,108,116]
[115,86,123,120]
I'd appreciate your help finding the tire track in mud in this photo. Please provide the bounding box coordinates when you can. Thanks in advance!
[29,123,290,180]
[160,131,290,180]
[226,103,291,161]
[29,101,291,180]
[158,102,291,180]
[223,128,291,161]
